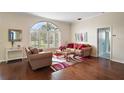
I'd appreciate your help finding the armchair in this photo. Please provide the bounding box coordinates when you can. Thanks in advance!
[25,48,52,70]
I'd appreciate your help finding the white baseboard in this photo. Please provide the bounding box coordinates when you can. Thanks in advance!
[91,54,124,64]
[0,60,5,63]
[111,58,124,64]
[0,57,27,63]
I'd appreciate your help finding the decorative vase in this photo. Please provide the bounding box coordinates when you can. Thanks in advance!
[11,41,14,47]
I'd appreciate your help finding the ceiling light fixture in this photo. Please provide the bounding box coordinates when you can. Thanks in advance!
[77,18,82,20]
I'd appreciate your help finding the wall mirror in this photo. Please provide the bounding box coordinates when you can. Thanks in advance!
[8,29,22,41]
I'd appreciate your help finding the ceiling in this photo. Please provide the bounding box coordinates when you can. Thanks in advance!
[30,12,103,23]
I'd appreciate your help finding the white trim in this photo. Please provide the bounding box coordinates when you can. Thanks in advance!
[110,26,113,60]
[0,60,4,63]
[111,58,124,64]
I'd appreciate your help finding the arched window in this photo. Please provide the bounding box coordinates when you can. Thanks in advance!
[30,22,60,49]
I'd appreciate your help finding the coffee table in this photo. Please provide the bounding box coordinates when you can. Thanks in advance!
[55,49,75,62]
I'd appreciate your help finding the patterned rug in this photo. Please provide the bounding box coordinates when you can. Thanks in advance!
[51,54,88,71]
[51,62,70,71]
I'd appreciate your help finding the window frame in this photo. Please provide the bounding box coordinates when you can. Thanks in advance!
[30,21,61,49]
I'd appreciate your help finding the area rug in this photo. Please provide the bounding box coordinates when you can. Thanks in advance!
[51,54,88,72]
[51,62,70,71]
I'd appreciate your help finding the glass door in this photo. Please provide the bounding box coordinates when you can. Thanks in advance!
[98,27,111,59]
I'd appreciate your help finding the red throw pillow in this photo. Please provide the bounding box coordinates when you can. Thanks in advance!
[82,44,87,47]
[67,43,74,48]
[29,47,39,54]
[79,45,83,49]
[79,44,87,49]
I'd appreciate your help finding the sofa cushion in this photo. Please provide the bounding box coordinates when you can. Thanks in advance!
[39,48,43,52]
[75,49,82,55]
[32,48,39,54]
[66,48,75,53]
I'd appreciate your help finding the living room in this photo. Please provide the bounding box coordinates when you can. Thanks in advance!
[1,0,124,93]
[0,12,124,80]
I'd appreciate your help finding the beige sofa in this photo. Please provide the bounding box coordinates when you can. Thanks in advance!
[59,43,92,57]
[25,48,52,70]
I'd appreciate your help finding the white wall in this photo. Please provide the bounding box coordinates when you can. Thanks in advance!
[0,12,71,61]
[71,12,124,63]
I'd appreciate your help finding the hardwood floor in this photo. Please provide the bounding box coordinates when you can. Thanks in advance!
[0,57,124,80]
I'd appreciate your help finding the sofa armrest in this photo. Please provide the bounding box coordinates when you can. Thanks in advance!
[29,52,52,61]
[81,47,92,51]
[79,47,92,56]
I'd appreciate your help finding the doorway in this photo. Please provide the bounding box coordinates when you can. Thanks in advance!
[97,27,111,59]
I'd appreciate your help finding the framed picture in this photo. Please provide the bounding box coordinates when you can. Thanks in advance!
[75,32,88,42]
